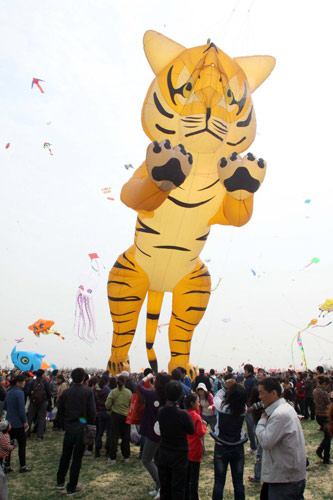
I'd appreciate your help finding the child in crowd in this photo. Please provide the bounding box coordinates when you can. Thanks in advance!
[0,421,15,473]
[184,393,207,500]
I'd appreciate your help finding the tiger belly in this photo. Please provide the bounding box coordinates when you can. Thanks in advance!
[134,180,224,291]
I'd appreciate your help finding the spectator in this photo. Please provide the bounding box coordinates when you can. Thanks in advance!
[177,367,191,390]
[304,372,315,421]
[105,375,132,465]
[196,383,216,430]
[313,375,332,464]
[171,369,191,406]
[224,366,234,382]
[193,368,211,392]
[184,393,206,500]
[138,371,170,500]
[94,374,111,458]
[211,383,248,500]
[0,377,6,420]
[256,377,306,499]
[294,372,306,416]
[0,420,14,473]
[56,367,96,495]
[26,369,51,440]
[244,364,258,454]
[119,370,137,394]
[212,373,225,396]
[157,380,194,500]
[3,374,31,473]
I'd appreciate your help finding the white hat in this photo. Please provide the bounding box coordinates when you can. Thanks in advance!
[118,371,129,377]
[0,420,9,432]
[197,383,207,392]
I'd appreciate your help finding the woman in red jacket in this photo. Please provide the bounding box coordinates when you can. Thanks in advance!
[184,393,207,500]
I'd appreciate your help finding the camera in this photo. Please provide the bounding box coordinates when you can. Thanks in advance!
[251,400,265,410]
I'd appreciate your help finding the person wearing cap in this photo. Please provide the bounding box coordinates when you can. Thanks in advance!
[194,369,212,392]
[3,374,31,473]
[119,370,137,394]
[196,383,216,430]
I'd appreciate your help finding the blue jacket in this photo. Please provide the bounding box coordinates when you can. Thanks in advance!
[3,386,27,428]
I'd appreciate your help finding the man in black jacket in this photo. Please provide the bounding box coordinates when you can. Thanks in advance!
[56,368,96,496]
[26,369,51,440]
[244,364,258,453]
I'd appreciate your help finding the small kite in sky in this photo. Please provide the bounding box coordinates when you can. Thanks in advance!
[250,268,256,276]
[43,142,53,155]
[157,323,169,334]
[124,164,134,170]
[303,257,320,269]
[28,319,65,340]
[31,77,45,93]
[319,299,333,317]
[304,199,311,203]
[88,253,102,274]
[5,143,10,149]
[15,338,24,343]
[211,276,222,292]
[101,187,115,200]
[46,121,52,125]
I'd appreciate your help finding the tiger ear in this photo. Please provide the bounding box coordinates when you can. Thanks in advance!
[233,55,276,92]
[143,30,186,75]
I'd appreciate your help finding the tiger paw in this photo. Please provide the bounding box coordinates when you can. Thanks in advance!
[146,140,193,191]
[107,356,130,376]
[217,152,267,200]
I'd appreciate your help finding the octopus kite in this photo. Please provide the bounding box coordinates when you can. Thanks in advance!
[107,31,275,377]
[73,274,98,344]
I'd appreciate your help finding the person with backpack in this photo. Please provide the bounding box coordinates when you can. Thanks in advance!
[56,367,96,495]
[27,369,51,440]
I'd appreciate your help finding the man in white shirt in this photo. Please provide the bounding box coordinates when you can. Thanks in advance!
[256,377,306,500]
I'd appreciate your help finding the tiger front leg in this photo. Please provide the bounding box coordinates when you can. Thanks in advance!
[218,152,267,201]
[146,139,193,191]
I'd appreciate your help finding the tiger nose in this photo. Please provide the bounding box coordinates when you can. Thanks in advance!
[195,66,221,108]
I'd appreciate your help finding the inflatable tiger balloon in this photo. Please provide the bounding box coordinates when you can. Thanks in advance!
[107,31,275,378]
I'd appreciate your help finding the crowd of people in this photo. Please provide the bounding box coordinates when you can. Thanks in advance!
[0,363,332,499]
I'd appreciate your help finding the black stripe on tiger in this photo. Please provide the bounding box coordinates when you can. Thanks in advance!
[237,106,253,127]
[113,261,138,273]
[171,351,190,357]
[146,342,153,350]
[136,217,160,235]
[153,245,190,251]
[186,306,207,312]
[198,179,220,191]
[147,313,160,320]
[112,319,131,324]
[108,295,142,302]
[173,338,192,342]
[183,290,211,295]
[110,310,136,316]
[191,263,205,273]
[135,243,151,257]
[112,342,132,348]
[123,252,135,267]
[168,195,215,208]
[113,330,136,336]
[172,312,198,326]
[175,325,193,332]
[155,123,176,135]
[153,92,174,119]
[189,271,210,280]
[108,280,131,288]
[196,231,210,241]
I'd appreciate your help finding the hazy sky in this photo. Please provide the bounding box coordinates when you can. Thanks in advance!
[1,0,333,373]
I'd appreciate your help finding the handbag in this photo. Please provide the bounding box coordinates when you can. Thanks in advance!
[126,391,145,425]
[82,388,97,446]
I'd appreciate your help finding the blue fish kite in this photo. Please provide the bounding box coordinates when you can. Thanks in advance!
[11,346,56,372]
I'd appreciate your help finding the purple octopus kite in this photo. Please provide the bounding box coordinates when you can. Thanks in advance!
[74,273,98,344]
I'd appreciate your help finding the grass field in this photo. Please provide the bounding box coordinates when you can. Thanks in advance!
[6,419,333,500]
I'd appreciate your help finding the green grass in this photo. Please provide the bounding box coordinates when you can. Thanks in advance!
[7,419,333,500]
